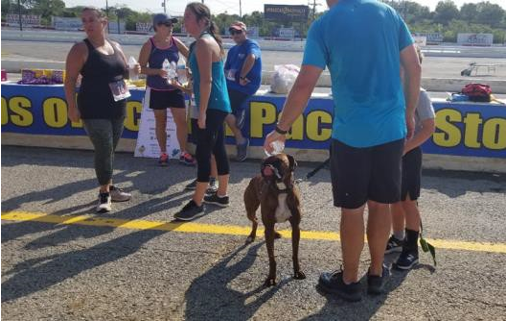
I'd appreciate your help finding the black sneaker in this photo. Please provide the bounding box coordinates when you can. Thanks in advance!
[394,249,419,270]
[185,179,197,191]
[174,200,205,221]
[318,270,362,302]
[385,235,404,254]
[203,193,229,207]
[367,265,390,295]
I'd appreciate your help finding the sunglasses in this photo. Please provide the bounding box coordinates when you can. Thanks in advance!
[158,22,173,27]
[229,29,243,35]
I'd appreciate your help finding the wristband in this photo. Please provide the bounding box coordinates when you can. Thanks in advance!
[275,125,288,135]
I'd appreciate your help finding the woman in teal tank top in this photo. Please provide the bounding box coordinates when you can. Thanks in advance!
[174,2,232,221]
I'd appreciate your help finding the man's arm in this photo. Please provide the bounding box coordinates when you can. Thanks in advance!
[239,54,256,80]
[263,65,323,152]
[400,44,422,140]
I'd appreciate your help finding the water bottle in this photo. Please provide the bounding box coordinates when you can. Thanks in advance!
[264,140,285,157]
[169,61,178,79]
[177,65,187,84]
[128,56,139,81]
[162,59,171,79]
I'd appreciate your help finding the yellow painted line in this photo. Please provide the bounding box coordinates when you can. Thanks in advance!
[2,211,505,254]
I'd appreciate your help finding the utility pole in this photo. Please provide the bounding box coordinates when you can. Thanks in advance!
[312,0,316,21]
[162,0,166,14]
[17,0,22,31]
[105,0,110,33]
[239,0,242,17]
[309,0,321,22]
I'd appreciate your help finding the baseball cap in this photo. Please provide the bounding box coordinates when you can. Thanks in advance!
[153,13,177,27]
[229,21,247,31]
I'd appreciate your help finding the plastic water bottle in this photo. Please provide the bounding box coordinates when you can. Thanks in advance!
[177,65,187,84]
[128,56,139,81]
[169,61,178,79]
[162,59,171,79]
[264,140,285,157]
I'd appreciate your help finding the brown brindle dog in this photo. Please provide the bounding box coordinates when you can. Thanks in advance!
[244,153,306,286]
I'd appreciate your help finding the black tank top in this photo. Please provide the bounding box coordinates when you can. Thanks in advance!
[78,39,127,119]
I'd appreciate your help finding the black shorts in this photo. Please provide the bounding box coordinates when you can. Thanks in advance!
[149,89,186,110]
[228,89,250,129]
[330,138,404,209]
[401,147,422,201]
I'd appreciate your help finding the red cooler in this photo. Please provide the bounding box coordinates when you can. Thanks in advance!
[1,69,7,81]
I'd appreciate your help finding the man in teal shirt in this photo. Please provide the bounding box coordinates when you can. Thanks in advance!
[264,0,421,301]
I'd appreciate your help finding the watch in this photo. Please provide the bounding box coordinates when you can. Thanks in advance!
[275,125,288,135]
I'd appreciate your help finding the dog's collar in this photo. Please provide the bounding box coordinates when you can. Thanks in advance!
[275,182,290,193]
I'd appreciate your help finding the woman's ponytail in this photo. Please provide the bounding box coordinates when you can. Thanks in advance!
[186,2,224,56]
[208,20,224,56]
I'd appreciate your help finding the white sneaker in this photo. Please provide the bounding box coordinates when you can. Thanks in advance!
[110,186,131,202]
[96,192,112,213]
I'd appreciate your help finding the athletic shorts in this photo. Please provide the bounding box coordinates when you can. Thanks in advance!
[149,89,186,110]
[330,138,404,209]
[401,147,422,201]
[228,89,250,129]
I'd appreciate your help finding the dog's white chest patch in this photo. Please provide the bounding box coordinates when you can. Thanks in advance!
[275,193,292,223]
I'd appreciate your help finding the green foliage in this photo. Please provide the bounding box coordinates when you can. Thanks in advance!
[5,0,506,43]
[434,0,460,25]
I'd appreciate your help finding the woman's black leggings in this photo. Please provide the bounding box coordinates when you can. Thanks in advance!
[195,109,230,182]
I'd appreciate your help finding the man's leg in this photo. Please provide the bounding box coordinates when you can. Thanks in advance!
[225,113,246,145]
[318,139,369,302]
[341,205,366,283]
[367,200,392,276]
[227,89,250,161]
[403,198,421,231]
[368,139,404,275]
[391,202,406,235]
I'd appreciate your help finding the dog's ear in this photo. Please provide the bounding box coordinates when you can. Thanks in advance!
[287,154,297,172]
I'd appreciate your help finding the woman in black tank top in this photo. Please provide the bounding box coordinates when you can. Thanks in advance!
[64,7,136,213]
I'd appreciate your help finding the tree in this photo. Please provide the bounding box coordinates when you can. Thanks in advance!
[475,2,505,29]
[460,3,477,22]
[434,0,459,25]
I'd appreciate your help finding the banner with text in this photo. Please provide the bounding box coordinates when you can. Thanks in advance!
[1,83,505,158]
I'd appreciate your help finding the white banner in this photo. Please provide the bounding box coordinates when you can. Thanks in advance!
[134,88,181,159]
[7,14,41,26]
[52,17,82,31]
[457,33,493,46]
[413,36,427,47]
[136,22,152,33]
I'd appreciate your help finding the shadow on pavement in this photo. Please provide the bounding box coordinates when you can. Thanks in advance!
[1,228,166,303]
[184,242,291,320]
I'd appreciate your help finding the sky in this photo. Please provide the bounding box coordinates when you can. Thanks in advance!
[63,0,507,16]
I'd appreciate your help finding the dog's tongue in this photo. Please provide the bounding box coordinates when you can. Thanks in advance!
[263,166,274,177]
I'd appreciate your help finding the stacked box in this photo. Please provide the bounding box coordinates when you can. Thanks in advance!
[20,69,65,84]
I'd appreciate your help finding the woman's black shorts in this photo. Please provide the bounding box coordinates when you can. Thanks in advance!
[149,89,186,109]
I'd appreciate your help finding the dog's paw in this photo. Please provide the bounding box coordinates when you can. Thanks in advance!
[264,277,277,287]
[274,232,282,239]
[245,236,255,244]
[294,271,306,280]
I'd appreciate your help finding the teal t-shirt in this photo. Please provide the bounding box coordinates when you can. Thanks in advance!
[303,0,414,147]
[189,34,231,114]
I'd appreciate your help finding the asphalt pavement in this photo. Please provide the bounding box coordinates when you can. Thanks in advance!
[2,40,506,81]
[1,145,505,320]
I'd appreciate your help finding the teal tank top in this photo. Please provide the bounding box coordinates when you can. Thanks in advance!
[189,33,231,113]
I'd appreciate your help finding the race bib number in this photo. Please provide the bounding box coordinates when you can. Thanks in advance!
[109,79,131,102]
[226,69,237,81]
